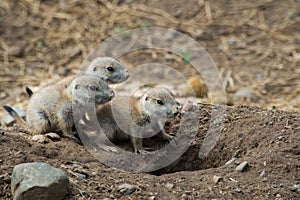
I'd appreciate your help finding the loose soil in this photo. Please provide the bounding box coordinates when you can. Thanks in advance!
[0,0,299,199]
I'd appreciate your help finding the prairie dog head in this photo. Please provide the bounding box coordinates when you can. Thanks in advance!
[140,87,181,119]
[69,75,115,105]
[85,57,130,84]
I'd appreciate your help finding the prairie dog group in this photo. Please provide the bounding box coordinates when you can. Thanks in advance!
[97,87,181,153]
[4,56,183,155]
[4,75,114,137]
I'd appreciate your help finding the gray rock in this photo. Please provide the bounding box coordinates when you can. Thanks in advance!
[11,162,69,200]
[235,161,249,172]
[117,183,136,195]
[164,182,174,190]
[1,107,26,126]
[1,114,15,126]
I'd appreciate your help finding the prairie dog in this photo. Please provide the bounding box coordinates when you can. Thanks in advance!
[26,57,129,97]
[3,75,114,137]
[182,75,208,98]
[97,87,181,153]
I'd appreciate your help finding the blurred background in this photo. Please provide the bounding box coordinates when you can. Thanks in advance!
[0,0,299,112]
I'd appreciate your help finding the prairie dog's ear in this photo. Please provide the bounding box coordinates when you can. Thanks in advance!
[145,96,149,101]
[25,87,33,97]
[75,84,80,89]
[93,66,98,72]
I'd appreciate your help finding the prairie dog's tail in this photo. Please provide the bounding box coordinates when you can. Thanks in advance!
[3,105,26,127]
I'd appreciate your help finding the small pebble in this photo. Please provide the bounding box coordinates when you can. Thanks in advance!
[117,183,136,195]
[32,135,48,143]
[213,175,223,183]
[275,193,281,198]
[72,163,81,168]
[235,161,249,172]
[260,170,266,177]
[277,135,284,140]
[291,184,299,191]
[225,157,237,165]
[164,182,174,190]
[234,188,242,193]
[279,183,284,188]
[73,172,87,180]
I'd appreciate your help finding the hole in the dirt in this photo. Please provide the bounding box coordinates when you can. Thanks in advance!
[149,104,232,175]
[150,141,232,175]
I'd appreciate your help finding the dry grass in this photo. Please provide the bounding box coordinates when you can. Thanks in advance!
[0,0,299,111]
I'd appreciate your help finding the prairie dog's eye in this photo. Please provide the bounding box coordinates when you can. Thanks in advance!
[106,65,114,72]
[156,99,164,105]
[88,85,98,91]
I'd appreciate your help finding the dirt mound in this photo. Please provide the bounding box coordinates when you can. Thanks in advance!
[0,104,299,199]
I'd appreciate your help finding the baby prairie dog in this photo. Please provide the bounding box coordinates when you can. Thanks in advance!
[26,57,129,97]
[97,87,181,153]
[182,75,208,98]
[3,75,114,137]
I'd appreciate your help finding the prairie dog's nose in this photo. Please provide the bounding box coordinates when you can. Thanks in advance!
[124,70,130,79]
[173,104,181,116]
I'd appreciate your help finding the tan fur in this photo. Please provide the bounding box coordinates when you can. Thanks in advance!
[182,75,208,98]
[56,57,130,87]
[6,75,114,138]
[26,57,129,97]
[97,87,181,153]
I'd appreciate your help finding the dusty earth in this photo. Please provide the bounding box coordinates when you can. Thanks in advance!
[0,0,300,199]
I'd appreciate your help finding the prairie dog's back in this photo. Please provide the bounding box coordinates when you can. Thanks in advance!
[97,96,139,140]
[26,81,71,131]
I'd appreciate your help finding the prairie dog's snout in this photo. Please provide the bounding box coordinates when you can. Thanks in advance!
[96,88,115,103]
[72,75,114,104]
[142,87,181,119]
[171,102,181,117]
[166,103,181,118]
